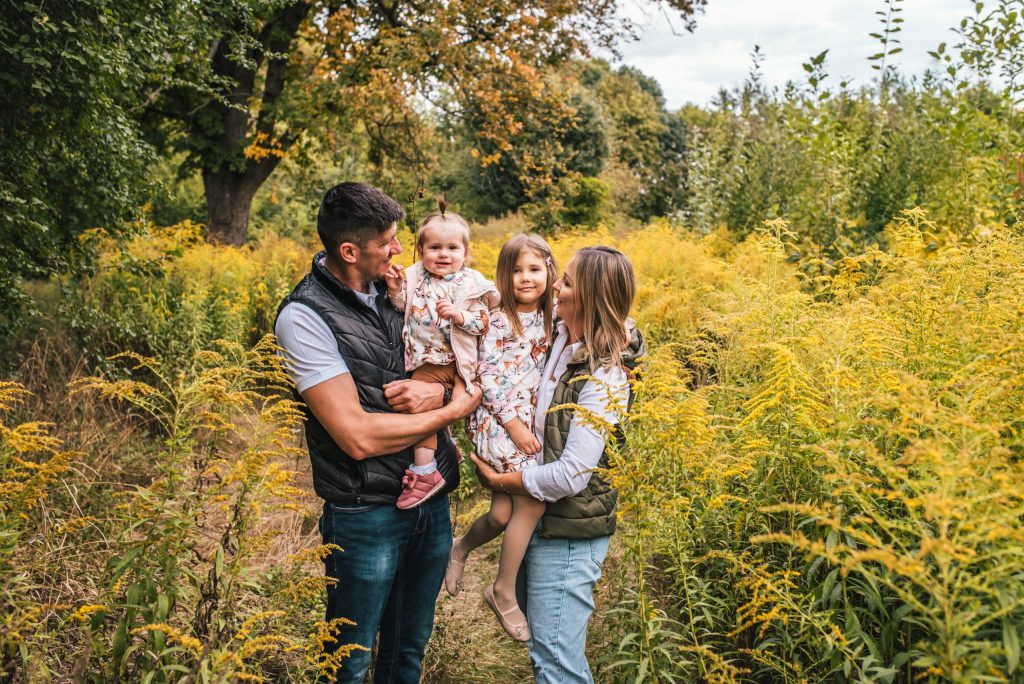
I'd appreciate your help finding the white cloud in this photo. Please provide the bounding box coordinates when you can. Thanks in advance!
[605,0,970,108]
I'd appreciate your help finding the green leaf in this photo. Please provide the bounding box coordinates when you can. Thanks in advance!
[157,593,170,621]
[1005,617,1020,673]
[215,543,225,579]
[109,546,144,585]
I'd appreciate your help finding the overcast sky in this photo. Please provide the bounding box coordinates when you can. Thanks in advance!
[610,0,971,109]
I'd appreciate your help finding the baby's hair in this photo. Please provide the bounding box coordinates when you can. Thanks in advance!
[495,233,557,341]
[416,193,471,255]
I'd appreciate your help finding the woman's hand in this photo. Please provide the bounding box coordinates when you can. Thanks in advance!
[384,263,404,298]
[469,451,532,497]
[504,418,541,455]
[469,451,501,491]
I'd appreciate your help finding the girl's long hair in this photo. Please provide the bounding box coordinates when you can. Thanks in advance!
[495,233,557,341]
[569,246,635,370]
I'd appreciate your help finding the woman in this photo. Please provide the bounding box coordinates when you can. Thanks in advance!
[468,245,646,683]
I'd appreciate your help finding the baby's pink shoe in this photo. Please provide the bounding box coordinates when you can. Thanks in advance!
[396,470,446,509]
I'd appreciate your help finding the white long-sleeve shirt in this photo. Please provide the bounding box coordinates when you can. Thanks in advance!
[521,323,629,503]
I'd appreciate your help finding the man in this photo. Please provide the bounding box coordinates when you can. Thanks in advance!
[275,182,479,682]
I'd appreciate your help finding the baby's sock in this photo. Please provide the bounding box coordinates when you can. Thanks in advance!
[409,460,438,475]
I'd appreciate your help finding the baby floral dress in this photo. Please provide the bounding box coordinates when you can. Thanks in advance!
[467,308,549,473]
[392,264,492,371]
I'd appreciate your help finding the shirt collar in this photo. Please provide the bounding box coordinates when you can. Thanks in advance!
[554,319,584,360]
[316,255,378,302]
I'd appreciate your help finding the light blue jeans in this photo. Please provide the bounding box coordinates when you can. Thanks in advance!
[516,533,611,684]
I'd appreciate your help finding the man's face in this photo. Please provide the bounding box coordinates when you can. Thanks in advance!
[353,222,402,282]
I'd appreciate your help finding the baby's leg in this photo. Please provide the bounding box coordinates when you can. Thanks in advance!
[453,491,512,561]
[408,363,455,469]
[411,436,437,467]
[491,495,545,610]
[412,441,436,467]
[408,368,439,468]
[397,364,457,509]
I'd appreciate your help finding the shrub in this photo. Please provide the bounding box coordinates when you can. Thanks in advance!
[63,220,310,369]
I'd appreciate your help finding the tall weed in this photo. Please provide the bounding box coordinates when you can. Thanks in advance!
[611,210,1024,682]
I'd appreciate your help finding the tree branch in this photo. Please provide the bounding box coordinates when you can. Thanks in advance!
[254,2,312,140]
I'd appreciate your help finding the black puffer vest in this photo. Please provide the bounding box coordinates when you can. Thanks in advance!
[277,252,459,504]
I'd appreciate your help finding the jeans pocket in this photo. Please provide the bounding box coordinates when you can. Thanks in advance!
[588,537,609,577]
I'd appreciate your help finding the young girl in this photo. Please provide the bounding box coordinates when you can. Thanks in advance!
[446,233,557,642]
[386,197,498,510]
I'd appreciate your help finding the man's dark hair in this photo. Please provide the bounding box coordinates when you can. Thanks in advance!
[317,182,404,252]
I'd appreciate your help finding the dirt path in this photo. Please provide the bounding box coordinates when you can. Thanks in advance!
[423,494,624,683]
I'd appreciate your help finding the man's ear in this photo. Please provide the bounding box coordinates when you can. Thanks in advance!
[338,242,360,264]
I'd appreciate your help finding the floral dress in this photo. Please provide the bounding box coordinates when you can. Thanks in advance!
[391,264,492,371]
[466,308,549,473]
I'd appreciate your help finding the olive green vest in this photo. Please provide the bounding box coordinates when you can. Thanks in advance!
[537,323,646,540]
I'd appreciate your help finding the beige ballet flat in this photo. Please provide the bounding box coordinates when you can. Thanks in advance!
[445,539,467,597]
[483,583,530,642]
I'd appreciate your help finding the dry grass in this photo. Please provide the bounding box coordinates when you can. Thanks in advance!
[424,487,626,683]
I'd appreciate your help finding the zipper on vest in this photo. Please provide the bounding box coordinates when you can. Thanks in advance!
[362,298,397,348]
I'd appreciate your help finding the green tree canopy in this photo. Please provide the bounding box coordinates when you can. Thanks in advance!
[0,0,184,328]
[145,0,708,244]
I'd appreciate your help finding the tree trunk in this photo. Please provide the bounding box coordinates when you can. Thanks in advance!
[203,168,261,245]
[197,1,311,245]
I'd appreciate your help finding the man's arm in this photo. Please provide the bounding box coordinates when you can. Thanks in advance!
[302,373,479,460]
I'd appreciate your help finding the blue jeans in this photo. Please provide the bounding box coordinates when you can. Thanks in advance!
[516,533,611,684]
[320,495,452,683]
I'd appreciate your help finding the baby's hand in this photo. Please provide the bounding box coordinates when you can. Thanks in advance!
[436,300,465,326]
[384,263,404,297]
[505,418,541,455]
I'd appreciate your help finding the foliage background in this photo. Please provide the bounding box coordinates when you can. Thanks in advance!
[2,0,1023,681]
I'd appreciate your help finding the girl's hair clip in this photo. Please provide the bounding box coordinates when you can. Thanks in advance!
[544,256,554,266]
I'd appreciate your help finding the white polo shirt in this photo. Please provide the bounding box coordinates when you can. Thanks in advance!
[275,277,380,393]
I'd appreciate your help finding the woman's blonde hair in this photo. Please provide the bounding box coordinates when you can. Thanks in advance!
[416,194,471,256]
[495,233,557,341]
[568,246,635,370]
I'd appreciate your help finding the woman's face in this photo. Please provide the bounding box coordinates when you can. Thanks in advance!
[553,258,581,339]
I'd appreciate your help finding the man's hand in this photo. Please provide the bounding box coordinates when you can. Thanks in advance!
[383,379,443,414]
[446,377,482,420]
[435,299,465,326]
[469,451,501,491]
[384,263,405,298]
[504,418,541,455]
